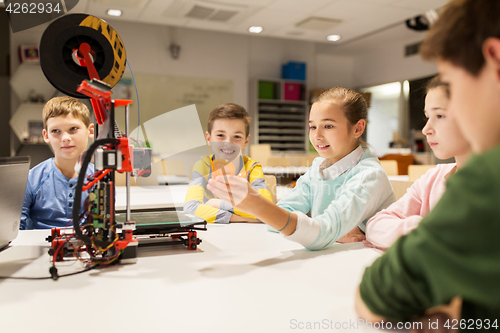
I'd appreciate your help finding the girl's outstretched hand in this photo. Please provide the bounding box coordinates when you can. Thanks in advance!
[337,226,366,243]
[207,175,260,214]
[362,239,386,250]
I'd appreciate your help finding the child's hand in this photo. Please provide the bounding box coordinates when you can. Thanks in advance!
[337,227,366,243]
[205,199,222,208]
[362,240,386,250]
[229,215,261,223]
[409,297,462,333]
[207,175,259,213]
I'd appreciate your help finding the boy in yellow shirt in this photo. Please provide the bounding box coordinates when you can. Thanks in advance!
[184,103,272,223]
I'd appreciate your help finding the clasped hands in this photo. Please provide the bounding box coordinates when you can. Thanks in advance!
[207,175,260,215]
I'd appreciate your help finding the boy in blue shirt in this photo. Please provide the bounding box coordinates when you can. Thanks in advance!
[21,96,95,229]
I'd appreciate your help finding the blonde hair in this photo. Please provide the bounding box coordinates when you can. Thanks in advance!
[314,87,368,144]
[207,103,251,137]
[43,96,91,130]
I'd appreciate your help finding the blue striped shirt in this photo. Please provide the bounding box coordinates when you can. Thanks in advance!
[21,158,94,230]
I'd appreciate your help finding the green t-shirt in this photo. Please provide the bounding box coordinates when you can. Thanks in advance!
[360,146,500,327]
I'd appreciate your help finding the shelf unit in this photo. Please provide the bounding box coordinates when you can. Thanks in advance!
[10,63,56,162]
[10,64,55,142]
[255,79,308,153]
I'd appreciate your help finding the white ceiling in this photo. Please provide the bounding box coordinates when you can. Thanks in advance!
[71,0,446,48]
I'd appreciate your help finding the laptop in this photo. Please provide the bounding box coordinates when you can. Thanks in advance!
[0,156,30,250]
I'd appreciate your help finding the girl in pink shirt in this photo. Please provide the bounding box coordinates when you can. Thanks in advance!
[365,76,472,249]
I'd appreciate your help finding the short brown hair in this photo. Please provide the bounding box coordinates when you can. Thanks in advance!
[420,0,500,76]
[207,103,251,137]
[315,87,368,145]
[43,96,91,129]
[426,75,450,98]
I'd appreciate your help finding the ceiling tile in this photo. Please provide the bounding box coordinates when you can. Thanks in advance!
[209,0,274,6]
[87,0,149,20]
[68,0,448,50]
[354,0,399,5]
[266,0,334,13]
[242,7,306,27]
[315,0,382,21]
[67,0,90,12]
[392,0,449,11]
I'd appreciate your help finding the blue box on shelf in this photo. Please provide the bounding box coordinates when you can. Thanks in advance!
[282,62,306,81]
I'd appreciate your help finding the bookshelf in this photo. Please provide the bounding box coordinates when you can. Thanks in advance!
[255,79,308,153]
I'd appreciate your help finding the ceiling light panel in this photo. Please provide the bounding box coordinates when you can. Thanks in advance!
[107,9,122,16]
[249,26,263,33]
[88,0,146,20]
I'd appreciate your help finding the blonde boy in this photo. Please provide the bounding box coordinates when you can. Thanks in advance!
[21,96,95,229]
[184,103,272,223]
[357,0,500,324]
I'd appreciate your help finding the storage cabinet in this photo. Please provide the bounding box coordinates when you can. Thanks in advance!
[255,79,308,153]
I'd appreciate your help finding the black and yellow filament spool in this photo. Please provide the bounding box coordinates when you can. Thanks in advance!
[40,14,127,98]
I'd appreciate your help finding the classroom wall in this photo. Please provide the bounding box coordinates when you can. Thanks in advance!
[315,54,354,89]
[351,35,438,88]
[9,17,437,156]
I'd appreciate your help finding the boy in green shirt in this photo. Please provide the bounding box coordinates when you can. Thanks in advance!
[356,0,500,328]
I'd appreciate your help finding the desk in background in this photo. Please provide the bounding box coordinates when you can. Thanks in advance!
[263,166,309,177]
[263,166,309,187]
[0,225,382,333]
[388,175,410,182]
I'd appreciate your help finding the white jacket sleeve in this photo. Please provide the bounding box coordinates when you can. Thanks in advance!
[305,168,394,250]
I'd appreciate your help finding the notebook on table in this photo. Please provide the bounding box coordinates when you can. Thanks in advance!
[0,156,30,251]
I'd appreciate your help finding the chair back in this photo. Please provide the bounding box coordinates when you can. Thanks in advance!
[389,180,414,200]
[408,165,436,182]
[264,175,277,203]
[267,157,291,167]
[300,155,318,167]
[250,144,272,167]
[379,154,414,175]
[380,160,398,176]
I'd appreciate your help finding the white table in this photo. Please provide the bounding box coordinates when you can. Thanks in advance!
[0,225,383,333]
[388,175,410,181]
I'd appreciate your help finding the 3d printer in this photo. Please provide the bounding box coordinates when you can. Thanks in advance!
[39,14,206,279]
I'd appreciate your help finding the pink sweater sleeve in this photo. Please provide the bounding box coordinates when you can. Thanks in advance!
[366,164,455,249]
